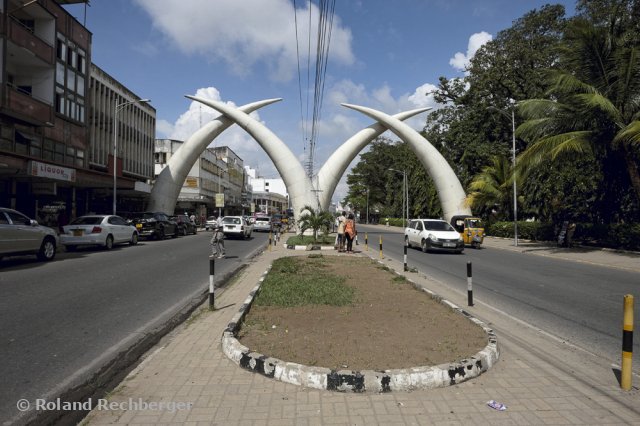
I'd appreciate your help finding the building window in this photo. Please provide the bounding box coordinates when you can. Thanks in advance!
[55,32,86,123]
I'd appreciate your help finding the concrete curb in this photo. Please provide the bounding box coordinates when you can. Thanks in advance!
[221,257,500,393]
[285,244,336,251]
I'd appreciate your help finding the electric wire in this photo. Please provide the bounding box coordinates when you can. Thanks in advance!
[292,0,307,146]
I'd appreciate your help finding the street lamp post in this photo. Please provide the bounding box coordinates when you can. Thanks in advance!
[113,98,150,215]
[510,108,518,247]
[488,103,518,247]
[366,187,369,225]
[389,168,407,228]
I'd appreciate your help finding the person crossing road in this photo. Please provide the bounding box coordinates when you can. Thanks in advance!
[210,216,226,258]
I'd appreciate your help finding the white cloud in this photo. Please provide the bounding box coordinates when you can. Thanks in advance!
[134,0,354,82]
[449,31,492,72]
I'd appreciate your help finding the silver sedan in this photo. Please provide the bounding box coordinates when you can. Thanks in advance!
[60,215,139,251]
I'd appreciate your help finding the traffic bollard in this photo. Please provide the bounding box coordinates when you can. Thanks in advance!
[403,241,408,271]
[621,294,634,390]
[209,256,215,310]
[467,261,473,307]
[379,235,383,259]
[268,231,272,251]
[365,233,368,251]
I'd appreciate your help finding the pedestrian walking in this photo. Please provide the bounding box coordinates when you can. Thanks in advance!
[336,211,346,252]
[344,213,356,253]
[210,217,226,258]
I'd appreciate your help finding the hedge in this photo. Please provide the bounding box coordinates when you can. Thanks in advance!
[486,221,640,251]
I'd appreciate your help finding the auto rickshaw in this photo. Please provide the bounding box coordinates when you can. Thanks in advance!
[450,215,485,249]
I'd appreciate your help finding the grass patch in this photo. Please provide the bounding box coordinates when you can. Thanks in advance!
[392,275,407,283]
[286,234,335,246]
[254,257,354,307]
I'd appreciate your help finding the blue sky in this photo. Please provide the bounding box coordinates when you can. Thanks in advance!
[63,0,575,202]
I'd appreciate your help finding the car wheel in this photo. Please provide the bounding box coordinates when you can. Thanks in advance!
[157,228,165,240]
[130,233,138,246]
[421,239,429,253]
[181,226,187,236]
[171,227,178,238]
[37,237,56,261]
[105,235,114,250]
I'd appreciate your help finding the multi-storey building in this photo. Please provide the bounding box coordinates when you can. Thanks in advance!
[245,167,288,215]
[154,140,252,218]
[89,64,155,215]
[209,146,248,215]
[0,0,155,228]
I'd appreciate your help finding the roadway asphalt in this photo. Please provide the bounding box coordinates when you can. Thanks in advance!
[76,227,639,425]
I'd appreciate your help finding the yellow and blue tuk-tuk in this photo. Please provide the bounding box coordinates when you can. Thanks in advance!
[450,215,484,249]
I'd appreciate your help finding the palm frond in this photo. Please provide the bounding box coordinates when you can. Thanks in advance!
[518,99,563,119]
[519,131,593,165]
[613,120,640,147]
[573,92,622,124]
[547,71,597,96]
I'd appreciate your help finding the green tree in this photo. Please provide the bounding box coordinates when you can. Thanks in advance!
[466,156,515,220]
[297,205,334,241]
[516,6,640,220]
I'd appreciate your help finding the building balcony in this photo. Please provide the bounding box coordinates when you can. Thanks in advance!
[7,17,54,65]
[1,84,54,126]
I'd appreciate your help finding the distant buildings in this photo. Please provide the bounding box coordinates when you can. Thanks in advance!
[245,167,288,215]
[0,0,277,227]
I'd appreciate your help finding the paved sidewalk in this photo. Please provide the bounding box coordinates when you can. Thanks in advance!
[84,238,640,425]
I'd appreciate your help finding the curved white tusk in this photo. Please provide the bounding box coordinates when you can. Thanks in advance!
[186,95,317,221]
[341,103,471,222]
[148,98,281,214]
[316,107,431,210]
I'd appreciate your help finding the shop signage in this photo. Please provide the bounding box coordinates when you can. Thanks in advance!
[184,177,198,188]
[29,161,76,182]
[215,193,225,208]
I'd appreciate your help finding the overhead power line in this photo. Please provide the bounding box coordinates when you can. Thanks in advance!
[292,0,336,180]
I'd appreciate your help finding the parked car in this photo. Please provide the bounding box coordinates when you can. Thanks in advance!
[404,219,464,254]
[253,216,272,232]
[170,214,197,236]
[60,215,139,250]
[221,216,253,239]
[132,212,178,240]
[205,216,218,231]
[0,207,58,261]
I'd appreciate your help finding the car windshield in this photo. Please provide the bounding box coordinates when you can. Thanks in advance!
[424,221,454,232]
[70,217,103,225]
[223,217,241,224]
[467,218,483,228]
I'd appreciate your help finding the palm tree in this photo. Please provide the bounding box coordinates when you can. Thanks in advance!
[516,14,640,206]
[466,156,515,220]
[297,205,334,241]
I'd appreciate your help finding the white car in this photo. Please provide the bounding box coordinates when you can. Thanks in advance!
[253,216,271,232]
[60,215,139,250]
[205,216,218,231]
[0,207,59,261]
[404,219,464,253]
[221,216,253,239]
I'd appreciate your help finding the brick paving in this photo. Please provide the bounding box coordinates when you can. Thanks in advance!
[84,233,640,425]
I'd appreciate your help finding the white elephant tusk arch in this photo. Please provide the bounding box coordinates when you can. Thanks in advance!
[341,103,471,223]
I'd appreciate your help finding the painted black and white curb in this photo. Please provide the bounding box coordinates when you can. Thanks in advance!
[285,244,336,251]
[221,260,499,393]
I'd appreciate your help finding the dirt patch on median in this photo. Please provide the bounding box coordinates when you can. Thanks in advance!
[237,255,488,371]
